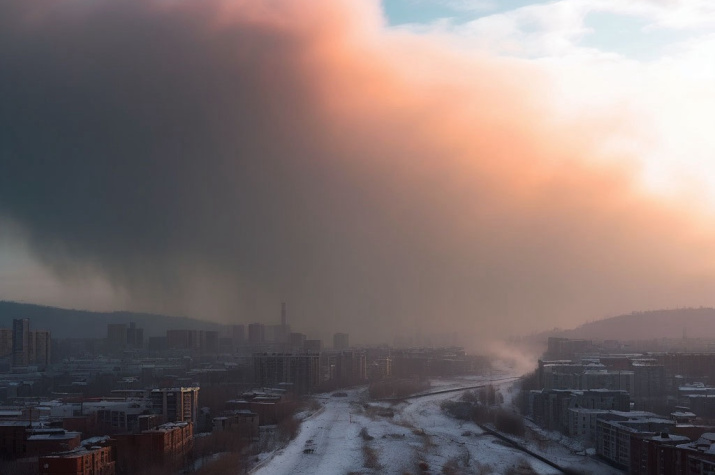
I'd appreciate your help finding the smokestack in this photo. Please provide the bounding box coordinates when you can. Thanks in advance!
[281,302,287,327]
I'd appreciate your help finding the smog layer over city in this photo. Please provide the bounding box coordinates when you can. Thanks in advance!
[1,0,715,474]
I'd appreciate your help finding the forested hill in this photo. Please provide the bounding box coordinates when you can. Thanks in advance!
[0,301,223,338]
[547,308,715,341]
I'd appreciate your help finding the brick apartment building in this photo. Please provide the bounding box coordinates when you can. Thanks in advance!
[0,421,80,459]
[114,421,193,474]
[39,444,115,475]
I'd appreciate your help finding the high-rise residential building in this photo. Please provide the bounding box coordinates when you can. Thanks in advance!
[126,322,144,348]
[253,353,321,395]
[370,357,392,380]
[289,332,306,350]
[304,339,322,353]
[107,323,128,349]
[203,331,219,352]
[632,363,666,412]
[231,324,245,346]
[248,323,266,345]
[12,318,29,367]
[150,387,199,423]
[29,329,51,367]
[0,328,12,358]
[166,330,202,350]
[329,350,367,385]
[272,324,290,344]
[333,332,349,350]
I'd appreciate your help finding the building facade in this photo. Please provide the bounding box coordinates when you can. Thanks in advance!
[12,318,29,367]
[253,353,320,395]
[150,387,199,423]
[333,333,349,350]
[39,445,116,475]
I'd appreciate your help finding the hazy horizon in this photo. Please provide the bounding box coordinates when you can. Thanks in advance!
[2,0,715,346]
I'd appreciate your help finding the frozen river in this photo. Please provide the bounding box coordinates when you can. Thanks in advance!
[251,375,620,474]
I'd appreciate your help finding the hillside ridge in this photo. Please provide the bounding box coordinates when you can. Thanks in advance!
[0,300,223,339]
[543,307,715,341]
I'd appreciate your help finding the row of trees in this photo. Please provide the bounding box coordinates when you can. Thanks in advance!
[441,385,524,437]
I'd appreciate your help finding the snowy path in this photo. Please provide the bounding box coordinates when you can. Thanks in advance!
[252,390,364,475]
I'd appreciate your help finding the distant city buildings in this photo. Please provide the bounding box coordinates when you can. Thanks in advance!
[12,318,29,367]
[304,339,322,353]
[231,324,245,346]
[253,353,320,395]
[333,332,349,350]
[106,322,146,351]
[271,302,291,344]
[29,329,51,368]
[165,329,218,352]
[106,323,127,349]
[328,350,367,386]
[0,305,502,473]
[0,328,11,358]
[0,318,53,369]
[247,323,266,345]
[369,356,392,380]
[546,337,592,359]
[126,322,143,348]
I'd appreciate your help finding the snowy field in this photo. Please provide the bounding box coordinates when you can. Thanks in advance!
[251,375,622,475]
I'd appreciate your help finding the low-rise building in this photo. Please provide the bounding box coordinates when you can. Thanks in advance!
[679,433,715,474]
[0,421,81,459]
[26,427,82,456]
[212,410,259,440]
[114,421,193,474]
[39,443,115,475]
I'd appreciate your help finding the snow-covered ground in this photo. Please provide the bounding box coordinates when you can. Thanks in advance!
[251,374,622,474]
[251,389,365,475]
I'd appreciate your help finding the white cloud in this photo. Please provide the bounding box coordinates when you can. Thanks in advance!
[387,0,715,208]
[439,1,594,57]
[440,0,497,12]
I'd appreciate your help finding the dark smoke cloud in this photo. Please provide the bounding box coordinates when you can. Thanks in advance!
[1,0,714,345]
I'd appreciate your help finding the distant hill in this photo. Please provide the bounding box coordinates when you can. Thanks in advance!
[544,308,715,341]
[0,301,224,339]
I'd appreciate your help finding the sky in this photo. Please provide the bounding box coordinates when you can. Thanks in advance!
[1,0,715,346]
